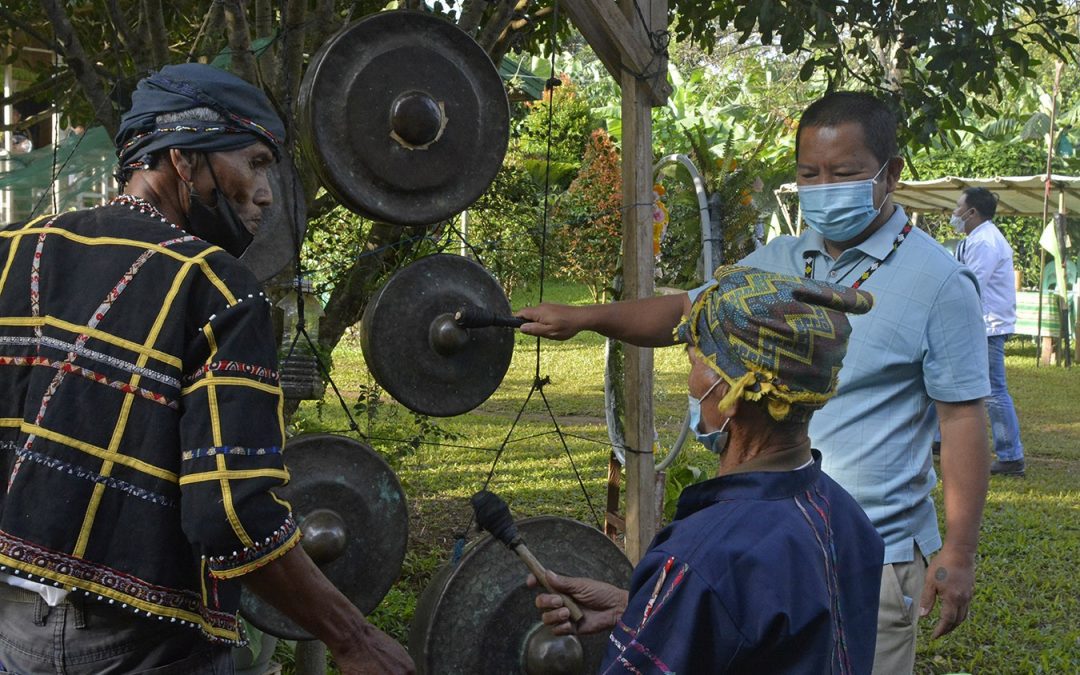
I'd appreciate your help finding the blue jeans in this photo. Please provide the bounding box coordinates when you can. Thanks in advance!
[0,584,233,674]
[987,334,1024,462]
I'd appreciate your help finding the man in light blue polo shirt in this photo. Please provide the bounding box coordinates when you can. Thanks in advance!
[517,92,991,673]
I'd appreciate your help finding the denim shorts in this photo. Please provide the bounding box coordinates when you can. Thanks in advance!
[0,583,233,674]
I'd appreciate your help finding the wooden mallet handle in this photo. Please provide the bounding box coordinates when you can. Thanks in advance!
[470,490,585,624]
[514,540,585,623]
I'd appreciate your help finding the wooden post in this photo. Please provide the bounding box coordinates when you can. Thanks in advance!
[619,0,661,564]
[561,0,670,562]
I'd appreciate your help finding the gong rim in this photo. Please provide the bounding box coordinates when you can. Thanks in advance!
[409,516,633,674]
[360,254,515,417]
[297,10,509,225]
[239,433,409,639]
[239,155,307,283]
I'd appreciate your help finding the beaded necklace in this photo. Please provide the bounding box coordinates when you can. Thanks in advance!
[108,194,175,228]
[803,222,912,289]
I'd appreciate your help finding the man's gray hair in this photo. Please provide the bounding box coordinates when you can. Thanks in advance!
[154,107,224,124]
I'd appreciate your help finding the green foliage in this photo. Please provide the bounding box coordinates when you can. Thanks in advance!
[661,455,707,522]
[466,160,545,298]
[552,128,623,301]
[669,0,1078,151]
[515,78,599,191]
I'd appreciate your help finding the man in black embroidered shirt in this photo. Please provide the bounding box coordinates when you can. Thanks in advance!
[0,64,413,674]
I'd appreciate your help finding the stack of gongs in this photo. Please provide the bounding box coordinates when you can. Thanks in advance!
[247,13,631,675]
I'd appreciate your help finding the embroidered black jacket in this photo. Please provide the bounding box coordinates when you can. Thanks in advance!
[0,198,296,644]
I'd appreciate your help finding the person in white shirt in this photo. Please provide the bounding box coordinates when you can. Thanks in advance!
[952,187,1026,476]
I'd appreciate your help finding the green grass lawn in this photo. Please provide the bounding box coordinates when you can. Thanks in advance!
[281,282,1079,674]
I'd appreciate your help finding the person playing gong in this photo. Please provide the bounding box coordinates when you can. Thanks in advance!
[530,266,884,674]
[0,63,412,674]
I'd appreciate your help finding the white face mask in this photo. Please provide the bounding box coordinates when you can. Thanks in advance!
[949,214,967,234]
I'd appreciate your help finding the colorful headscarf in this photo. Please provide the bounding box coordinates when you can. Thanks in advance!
[676,265,874,422]
[115,63,285,175]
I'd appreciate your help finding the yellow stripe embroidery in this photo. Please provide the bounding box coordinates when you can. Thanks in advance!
[179,468,290,485]
[218,454,255,548]
[0,316,181,369]
[23,423,177,482]
[181,377,282,397]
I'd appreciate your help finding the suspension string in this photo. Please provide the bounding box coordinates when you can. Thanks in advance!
[534,1,561,381]
[538,385,602,528]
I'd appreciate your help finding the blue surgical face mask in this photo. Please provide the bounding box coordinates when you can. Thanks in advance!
[798,162,890,242]
[687,378,730,455]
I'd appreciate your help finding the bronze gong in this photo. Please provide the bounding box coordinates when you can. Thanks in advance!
[239,434,409,639]
[409,517,633,674]
[361,254,517,417]
[239,155,307,283]
[297,10,510,225]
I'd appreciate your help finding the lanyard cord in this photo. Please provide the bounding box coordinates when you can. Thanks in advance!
[803,222,913,289]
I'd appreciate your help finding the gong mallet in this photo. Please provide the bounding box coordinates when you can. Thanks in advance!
[454,304,526,329]
[471,490,585,623]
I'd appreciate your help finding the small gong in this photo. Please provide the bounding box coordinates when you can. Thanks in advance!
[409,517,633,674]
[297,10,509,225]
[239,434,409,639]
[361,254,515,417]
[239,156,307,283]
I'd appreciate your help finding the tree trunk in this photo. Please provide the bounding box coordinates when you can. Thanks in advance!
[188,1,227,63]
[475,0,519,51]
[457,0,487,36]
[278,0,306,106]
[104,0,149,73]
[318,222,423,351]
[37,0,118,137]
[223,0,257,82]
[311,0,341,54]
[252,0,278,85]
[145,0,170,67]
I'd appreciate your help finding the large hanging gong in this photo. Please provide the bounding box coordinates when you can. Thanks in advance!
[297,10,510,225]
[410,517,633,674]
[239,434,409,639]
[361,254,516,417]
[239,156,307,283]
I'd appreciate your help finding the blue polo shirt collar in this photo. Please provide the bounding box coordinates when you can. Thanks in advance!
[801,205,910,262]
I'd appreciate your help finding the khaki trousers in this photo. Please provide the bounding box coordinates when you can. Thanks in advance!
[872,550,928,675]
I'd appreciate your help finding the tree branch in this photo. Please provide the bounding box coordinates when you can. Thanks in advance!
[0,70,73,107]
[311,0,341,53]
[279,0,306,106]
[223,0,258,82]
[103,0,149,73]
[254,0,272,38]
[458,0,487,37]
[0,5,61,52]
[146,0,170,67]
[475,0,520,51]
[188,0,226,63]
[37,0,119,137]
[319,221,423,351]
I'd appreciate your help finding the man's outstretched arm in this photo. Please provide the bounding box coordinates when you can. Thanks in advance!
[517,293,689,347]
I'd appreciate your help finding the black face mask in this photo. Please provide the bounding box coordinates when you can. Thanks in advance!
[184,157,254,258]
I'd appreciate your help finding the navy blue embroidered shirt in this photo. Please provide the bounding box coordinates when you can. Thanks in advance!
[0,198,295,644]
[602,450,883,674]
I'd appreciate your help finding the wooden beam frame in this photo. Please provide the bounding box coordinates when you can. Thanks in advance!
[561,0,671,106]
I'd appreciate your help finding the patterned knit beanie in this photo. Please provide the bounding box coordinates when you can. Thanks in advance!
[675,265,874,422]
